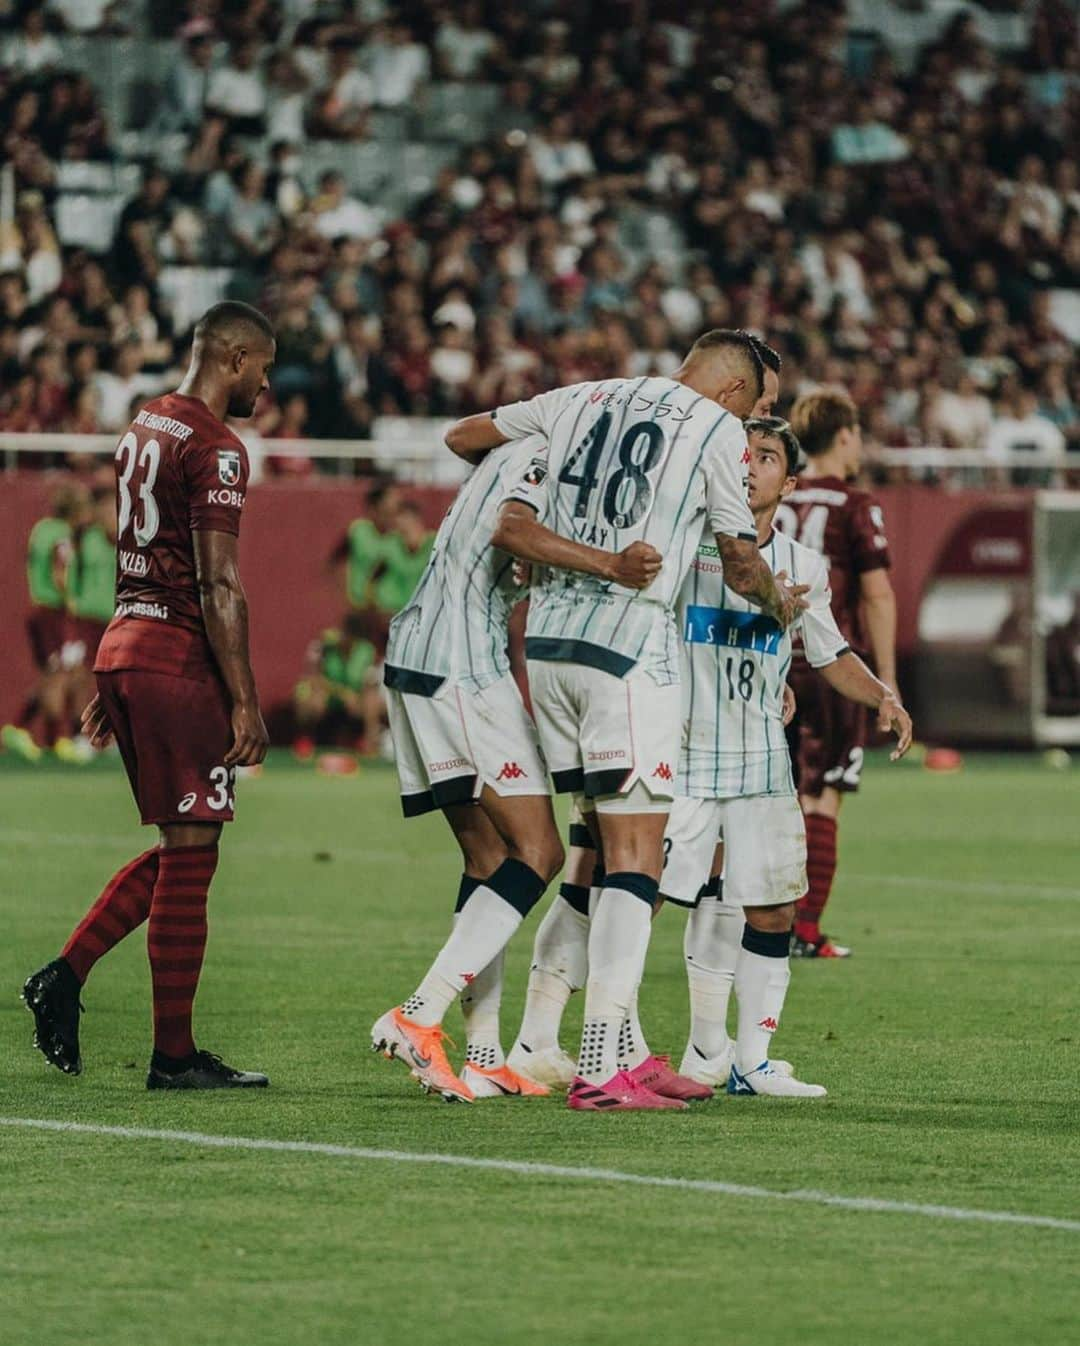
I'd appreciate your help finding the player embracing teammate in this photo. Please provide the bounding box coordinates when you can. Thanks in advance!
[375,330,808,1110]
[23,302,276,1090]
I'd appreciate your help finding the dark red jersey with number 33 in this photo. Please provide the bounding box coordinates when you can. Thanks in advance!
[95,393,250,680]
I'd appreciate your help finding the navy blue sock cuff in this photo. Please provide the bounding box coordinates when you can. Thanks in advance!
[454,874,482,914]
[568,822,595,850]
[559,882,590,916]
[487,858,548,917]
[741,924,791,958]
[604,871,659,908]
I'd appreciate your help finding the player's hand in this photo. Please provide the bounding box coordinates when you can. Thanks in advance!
[608,541,663,590]
[782,682,797,726]
[225,700,269,767]
[80,694,114,749]
[878,694,912,761]
[773,571,810,629]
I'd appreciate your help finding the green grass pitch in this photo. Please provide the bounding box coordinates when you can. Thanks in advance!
[2,750,1078,1346]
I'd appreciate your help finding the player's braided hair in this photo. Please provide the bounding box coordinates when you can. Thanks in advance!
[744,333,781,374]
[789,388,858,458]
[745,416,803,477]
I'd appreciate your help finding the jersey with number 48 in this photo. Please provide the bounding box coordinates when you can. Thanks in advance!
[498,376,755,685]
[386,436,544,694]
[94,392,250,680]
[679,528,850,799]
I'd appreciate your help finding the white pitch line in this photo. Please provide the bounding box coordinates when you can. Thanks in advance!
[2,1116,1078,1234]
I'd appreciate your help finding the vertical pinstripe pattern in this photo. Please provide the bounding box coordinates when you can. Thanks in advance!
[519,376,744,686]
[385,438,544,692]
[676,530,846,799]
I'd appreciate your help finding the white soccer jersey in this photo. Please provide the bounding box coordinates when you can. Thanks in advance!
[386,437,545,695]
[497,376,755,686]
[678,527,850,799]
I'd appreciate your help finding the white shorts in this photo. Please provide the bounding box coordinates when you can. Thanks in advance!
[527,660,681,815]
[661,793,807,908]
[387,672,548,816]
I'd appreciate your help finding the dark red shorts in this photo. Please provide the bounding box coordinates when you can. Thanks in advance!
[95,669,235,826]
[27,606,69,671]
[787,663,867,797]
[68,617,109,667]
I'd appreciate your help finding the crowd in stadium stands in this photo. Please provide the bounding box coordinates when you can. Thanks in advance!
[0,0,1077,477]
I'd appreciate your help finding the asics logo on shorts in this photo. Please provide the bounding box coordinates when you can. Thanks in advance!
[496,762,528,781]
[652,762,674,782]
[177,792,197,813]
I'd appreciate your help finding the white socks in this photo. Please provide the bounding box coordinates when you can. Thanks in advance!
[683,897,741,1062]
[402,886,524,1027]
[514,894,589,1052]
[461,947,505,1070]
[577,881,655,1084]
[734,928,791,1073]
[615,989,651,1071]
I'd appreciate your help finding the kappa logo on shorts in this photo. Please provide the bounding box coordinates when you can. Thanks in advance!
[651,762,673,782]
[177,792,197,813]
[218,449,241,486]
[496,762,528,781]
[758,1017,779,1032]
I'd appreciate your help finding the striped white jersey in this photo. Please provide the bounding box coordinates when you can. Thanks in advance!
[497,376,755,686]
[385,437,544,696]
[678,527,850,799]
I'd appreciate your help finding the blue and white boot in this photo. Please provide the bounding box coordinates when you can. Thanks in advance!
[728,1060,826,1097]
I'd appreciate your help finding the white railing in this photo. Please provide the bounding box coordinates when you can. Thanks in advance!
[0,431,470,484]
[3,433,1079,484]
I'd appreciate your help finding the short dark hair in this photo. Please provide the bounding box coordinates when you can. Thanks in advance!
[195,300,275,347]
[688,328,764,399]
[789,389,859,458]
[745,416,803,476]
[367,479,400,511]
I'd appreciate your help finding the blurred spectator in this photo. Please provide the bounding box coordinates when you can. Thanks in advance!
[156,19,216,132]
[370,501,433,617]
[925,370,994,449]
[362,20,429,108]
[312,170,381,242]
[93,336,161,430]
[0,0,1072,485]
[205,38,267,135]
[986,386,1068,485]
[292,613,384,756]
[309,37,369,140]
[337,479,403,617]
[3,5,61,74]
[434,2,495,79]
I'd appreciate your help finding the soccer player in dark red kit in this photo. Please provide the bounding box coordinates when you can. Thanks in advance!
[22,301,276,1089]
[778,389,901,959]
